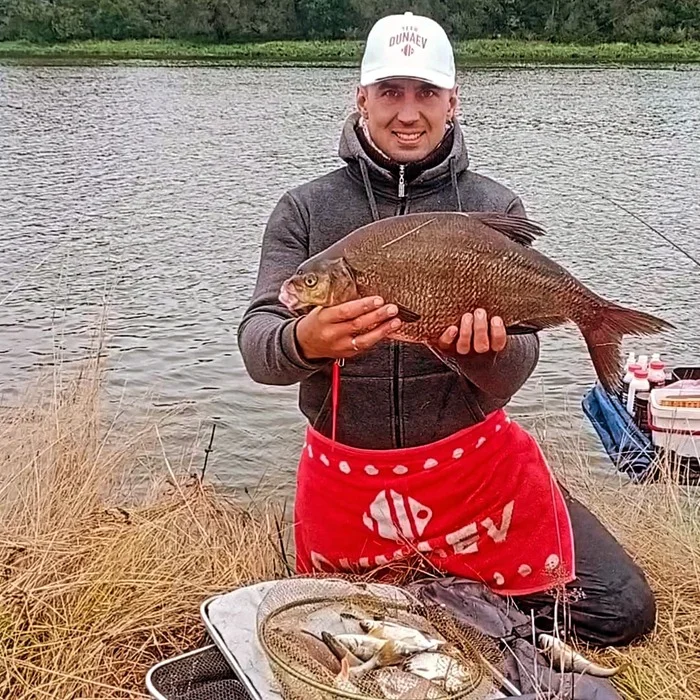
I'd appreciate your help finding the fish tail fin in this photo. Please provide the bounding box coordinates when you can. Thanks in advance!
[375,640,408,668]
[581,304,674,393]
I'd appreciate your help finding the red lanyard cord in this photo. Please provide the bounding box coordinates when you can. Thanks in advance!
[331,358,343,445]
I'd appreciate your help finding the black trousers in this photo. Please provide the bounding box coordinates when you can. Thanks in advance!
[513,490,656,647]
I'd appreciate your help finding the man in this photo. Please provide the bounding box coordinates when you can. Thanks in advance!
[238,11,655,647]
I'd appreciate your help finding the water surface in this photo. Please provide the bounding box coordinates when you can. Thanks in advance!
[1,64,698,488]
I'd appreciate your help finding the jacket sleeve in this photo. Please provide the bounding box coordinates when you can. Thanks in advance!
[237,191,330,385]
[457,194,540,400]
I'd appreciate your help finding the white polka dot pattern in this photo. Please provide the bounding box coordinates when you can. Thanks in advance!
[423,458,438,469]
[339,461,351,474]
[545,554,560,570]
[364,465,379,476]
[393,465,408,475]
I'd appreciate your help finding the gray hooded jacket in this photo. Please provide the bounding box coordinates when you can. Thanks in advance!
[237,114,539,449]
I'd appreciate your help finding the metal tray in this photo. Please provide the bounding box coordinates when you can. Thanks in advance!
[146,644,252,700]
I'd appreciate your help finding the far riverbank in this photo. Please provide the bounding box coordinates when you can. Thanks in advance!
[2,38,700,65]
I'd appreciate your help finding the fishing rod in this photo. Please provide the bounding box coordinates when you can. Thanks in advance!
[582,186,700,269]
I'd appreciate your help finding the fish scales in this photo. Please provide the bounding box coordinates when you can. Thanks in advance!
[345,216,603,340]
[280,211,674,391]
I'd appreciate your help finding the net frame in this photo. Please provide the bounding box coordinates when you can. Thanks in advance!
[256,577,503,700]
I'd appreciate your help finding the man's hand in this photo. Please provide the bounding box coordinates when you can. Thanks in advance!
[295,297,402,361]
[437,309,507,355]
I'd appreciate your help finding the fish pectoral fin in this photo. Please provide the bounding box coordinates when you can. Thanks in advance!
[506,316,569,334]
[375,640,405,667]
[468,212,547,246]
[395,303,421,323]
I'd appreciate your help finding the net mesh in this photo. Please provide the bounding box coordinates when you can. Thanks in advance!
[147,645,251,700]
[256,577,506,700]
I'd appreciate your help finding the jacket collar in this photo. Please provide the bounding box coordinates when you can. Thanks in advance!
[338,111,470,199]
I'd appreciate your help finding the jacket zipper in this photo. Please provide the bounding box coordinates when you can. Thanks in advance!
[392,165,407,447]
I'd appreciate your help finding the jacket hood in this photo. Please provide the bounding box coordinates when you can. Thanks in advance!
[338,111,471,206]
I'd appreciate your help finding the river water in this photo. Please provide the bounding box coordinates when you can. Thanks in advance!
[1,63,699,489]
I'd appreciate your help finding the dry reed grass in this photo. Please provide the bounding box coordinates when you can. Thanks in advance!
[0,358,290,698]
[541,422,700,700]
[0,356,697,699]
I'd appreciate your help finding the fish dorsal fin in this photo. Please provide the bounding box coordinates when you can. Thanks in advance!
[466,212,547,247]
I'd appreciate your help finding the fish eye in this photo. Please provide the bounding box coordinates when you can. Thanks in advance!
[304,273,318,288]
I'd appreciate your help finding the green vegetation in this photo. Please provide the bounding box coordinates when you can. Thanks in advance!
[2,37,700,64]
[1,0,698,47]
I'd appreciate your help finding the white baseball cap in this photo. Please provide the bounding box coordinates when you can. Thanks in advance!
[360,12,456,90]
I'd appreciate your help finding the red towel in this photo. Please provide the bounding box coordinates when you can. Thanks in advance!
[294,408,575,596]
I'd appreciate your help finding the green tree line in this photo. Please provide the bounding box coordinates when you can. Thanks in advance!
[1,0,698,44]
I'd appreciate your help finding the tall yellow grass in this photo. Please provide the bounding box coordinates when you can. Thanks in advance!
[541,422,700,699]
[0,359,697,698]
[0,359,289,698]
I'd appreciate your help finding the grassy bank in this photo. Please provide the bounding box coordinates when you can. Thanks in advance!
[0,359,698,697]
[1,38,700,64]
[0,360,291,698]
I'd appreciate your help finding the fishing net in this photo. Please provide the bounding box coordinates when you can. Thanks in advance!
[256,577,507,700]
[147,645,251,700]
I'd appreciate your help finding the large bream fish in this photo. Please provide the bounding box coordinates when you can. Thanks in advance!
[279,212,673,391]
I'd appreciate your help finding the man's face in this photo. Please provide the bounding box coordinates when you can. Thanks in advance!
[356,78,458,163]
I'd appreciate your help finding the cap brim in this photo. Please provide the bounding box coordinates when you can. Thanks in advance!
[360,66,455,90]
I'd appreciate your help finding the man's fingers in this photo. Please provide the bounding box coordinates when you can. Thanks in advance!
[471,309,491,354]
[321,296,384,323]
[490,316,507,352]
[351,317,402,353]
[456,313,474,354]
[437,325,459,350]
[345,303,398,334]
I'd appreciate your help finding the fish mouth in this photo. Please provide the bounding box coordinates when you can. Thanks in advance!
[279,281,300,310]
[279,281,311,315]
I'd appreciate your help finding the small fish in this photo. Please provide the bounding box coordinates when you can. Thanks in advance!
[360,619,444,651]
[279,212,674,393]
[323,632,431,678]
[301,606,363,638]
[375,667,449,699]
[349,639,426,677]
[273,629,342,674]
[404,650,474,693]
[538,633,627,677]
[322,631,386,662]
[298,630,342,674]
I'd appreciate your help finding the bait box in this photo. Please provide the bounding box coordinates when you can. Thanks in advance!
[649,384,700,459]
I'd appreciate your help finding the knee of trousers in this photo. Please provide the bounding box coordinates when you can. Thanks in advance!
[600,572,657,646]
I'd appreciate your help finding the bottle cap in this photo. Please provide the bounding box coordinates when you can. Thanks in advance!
[627,363,641,372]
[649,360,664,369]
[634,368,648,379]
